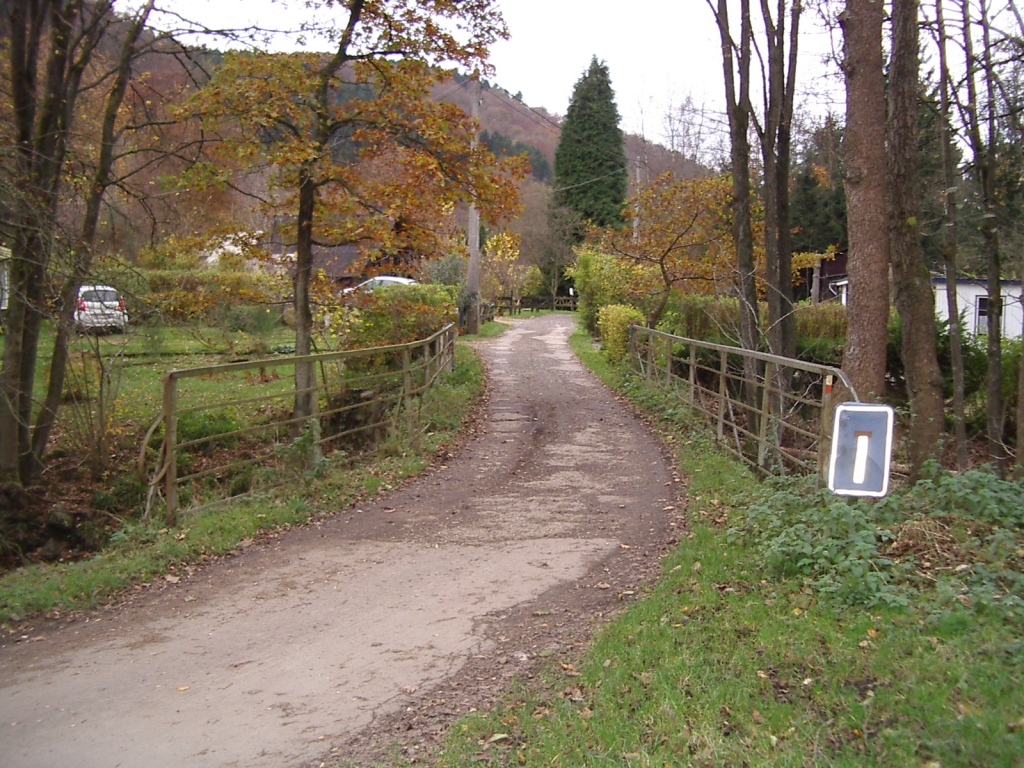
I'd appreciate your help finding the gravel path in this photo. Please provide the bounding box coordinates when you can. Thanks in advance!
[0,314,681,768]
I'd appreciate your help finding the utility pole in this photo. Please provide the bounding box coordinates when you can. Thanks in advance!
[465,74,482,334]
[632,156,641,241]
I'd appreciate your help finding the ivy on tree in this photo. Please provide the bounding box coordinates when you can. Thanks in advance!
[553,57,627,230]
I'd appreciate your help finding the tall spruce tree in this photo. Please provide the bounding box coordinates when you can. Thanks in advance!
[553,57,627,229]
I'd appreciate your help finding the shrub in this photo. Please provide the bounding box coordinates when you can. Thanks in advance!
[346,283,457,349]
[732,468,1024,625]
[90,475,147,514]
[567,248,630,334]
[793,300,847,340]
[659,294,742,344]
[176,408,241,453]
[222,304,281,335]
[141,269,281,322]
[597,304,645,363]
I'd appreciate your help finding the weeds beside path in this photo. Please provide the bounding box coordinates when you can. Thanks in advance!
[432,325,1024,768]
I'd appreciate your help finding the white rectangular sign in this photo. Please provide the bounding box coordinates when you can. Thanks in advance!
[827,403,895,497]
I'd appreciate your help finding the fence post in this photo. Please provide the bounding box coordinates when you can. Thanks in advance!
[645,330,654,380]
[420,340,431,410]
[628,325,636,368]
[757,361,774,470]
[403,347,417,445]
[665,335,673,385]
[818,374,835,484]
[717,349,727,441]
[688,343,696,407]
[163,373,178,527]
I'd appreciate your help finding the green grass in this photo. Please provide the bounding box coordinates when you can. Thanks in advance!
[430,323,1024,768]
[458,319,510,340]
[0,345,485,623]
[0,321,298,438]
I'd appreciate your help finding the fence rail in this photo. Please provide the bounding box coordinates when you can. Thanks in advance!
[629,325,858,479]
[495,295,578,314]
[139,324,457,524]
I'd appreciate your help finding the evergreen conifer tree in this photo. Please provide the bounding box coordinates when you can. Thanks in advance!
[554,57,627,229]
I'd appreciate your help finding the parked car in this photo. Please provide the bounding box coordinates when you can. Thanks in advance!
[343,275,418,293]
[75,284,128,333]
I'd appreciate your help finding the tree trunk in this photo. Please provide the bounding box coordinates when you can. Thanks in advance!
[29,0,154,480]
[466,75,482,334]
[935,0,968,470]
[983,226,1003,464]
[887,0,945,477]
[840,0,890,402]
[712,0,759,359]
[958,0,1004,467]
[292,169,316,432]
[0,0,110,485]
[758,0,800,362]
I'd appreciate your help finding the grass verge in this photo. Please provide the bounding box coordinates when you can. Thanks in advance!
[0,344,485,625]
[458,319,510,340]
[432,324,1024,768]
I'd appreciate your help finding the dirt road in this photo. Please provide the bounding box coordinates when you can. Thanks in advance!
[0,314,679,768]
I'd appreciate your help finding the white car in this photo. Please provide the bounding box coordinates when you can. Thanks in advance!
[74,284,128,333]
[344,275,418,293]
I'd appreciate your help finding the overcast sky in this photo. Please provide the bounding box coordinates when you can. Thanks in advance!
[160,0,844,146]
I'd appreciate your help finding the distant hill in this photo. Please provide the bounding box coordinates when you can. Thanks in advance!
[432,75,707,188]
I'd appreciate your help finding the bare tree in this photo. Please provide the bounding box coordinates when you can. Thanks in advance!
[956,0,1005,466]
[752,0,802,361]
[931,0,969,469]
[30,1,158,480]
[708,0,761,360]
[662,92,712,163]
[2,0,121,483]
[887,0,945,476]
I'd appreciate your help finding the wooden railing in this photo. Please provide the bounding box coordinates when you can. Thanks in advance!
[139,325,456,524]
[495,295,578,314]
[629,325,858,479]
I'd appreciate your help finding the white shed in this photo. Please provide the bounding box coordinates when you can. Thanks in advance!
[932,277,1024,340]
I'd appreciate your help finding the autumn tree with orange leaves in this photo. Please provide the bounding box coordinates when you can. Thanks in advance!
[183,0,524,426]
[594,174,735,328]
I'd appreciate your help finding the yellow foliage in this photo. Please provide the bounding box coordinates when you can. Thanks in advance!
[597,304,646,363]
[482,231,532,299]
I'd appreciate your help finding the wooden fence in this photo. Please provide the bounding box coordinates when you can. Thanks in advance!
[139,325,456,524]
[495,295,578,314]
[629,325,858,479]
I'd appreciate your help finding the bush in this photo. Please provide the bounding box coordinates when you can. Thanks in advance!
[90,475,147,514]
[732,468,1024,625]
[793,300,847,340]
[659,294,742,344]
[597,304,645,363]
[176,408,241,453]
[222,304,281,334]
[141,269,280,322]
[567,249,631,334]
[346,283,457,349]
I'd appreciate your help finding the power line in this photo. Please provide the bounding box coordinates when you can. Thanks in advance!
[484,86,562,132]
[430,78,469,103]
[550,165,630,194]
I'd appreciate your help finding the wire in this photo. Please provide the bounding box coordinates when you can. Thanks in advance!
[550,165,630,193]
[485,86,562,132]
[430,78,469,103]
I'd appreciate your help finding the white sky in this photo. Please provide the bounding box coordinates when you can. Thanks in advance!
[157,0,845,145]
